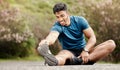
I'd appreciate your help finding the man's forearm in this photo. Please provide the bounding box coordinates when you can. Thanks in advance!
[45,32,59,45]
[84,36,96,52]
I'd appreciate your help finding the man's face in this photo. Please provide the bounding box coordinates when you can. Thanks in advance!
[55,11,69,26]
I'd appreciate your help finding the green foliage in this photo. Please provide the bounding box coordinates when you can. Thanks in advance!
[0,38,35,58]
[0,8,33,43]
[0,2,36,58]
[83,0,120,62]
[0,0,120,62]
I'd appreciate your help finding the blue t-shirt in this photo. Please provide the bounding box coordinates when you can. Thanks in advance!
[51,16,89,50]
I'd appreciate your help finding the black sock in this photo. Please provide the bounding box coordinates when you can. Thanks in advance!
[70,57,95,65]
[70,57,83,65]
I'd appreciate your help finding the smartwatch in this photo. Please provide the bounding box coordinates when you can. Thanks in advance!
[83,48,89,52]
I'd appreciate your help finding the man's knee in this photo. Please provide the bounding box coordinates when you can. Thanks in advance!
[107,40,116,51]
[55,50,73,61]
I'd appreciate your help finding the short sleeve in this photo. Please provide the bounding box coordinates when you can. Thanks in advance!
[75,16,89,30]
[80,17,89,30]
[50,22,62,33]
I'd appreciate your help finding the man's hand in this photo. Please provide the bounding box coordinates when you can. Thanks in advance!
[78,51,89,64]
[40,31,59,46]
[39,39,49,46]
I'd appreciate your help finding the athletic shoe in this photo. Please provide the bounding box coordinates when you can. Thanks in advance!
[37,44,58,66]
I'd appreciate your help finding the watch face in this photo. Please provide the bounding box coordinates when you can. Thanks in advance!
[84,48,89,52]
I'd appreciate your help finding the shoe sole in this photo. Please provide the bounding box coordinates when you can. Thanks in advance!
[37,44,58,66]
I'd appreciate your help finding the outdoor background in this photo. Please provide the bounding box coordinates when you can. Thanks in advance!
[0,0,120,63]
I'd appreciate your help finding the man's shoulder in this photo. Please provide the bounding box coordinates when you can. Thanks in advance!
[71,16,85,20]
[54,21,59,25]
[53,21,61,26]
[70,16,86,24]
[51,21,62,33]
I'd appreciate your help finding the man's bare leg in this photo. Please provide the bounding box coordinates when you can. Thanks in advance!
[88,40,116,62]
[38,40,116,65]
[55,50,74,65]
[37,44,82,66]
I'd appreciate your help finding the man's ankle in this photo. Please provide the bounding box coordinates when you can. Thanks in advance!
[70,57,83,65]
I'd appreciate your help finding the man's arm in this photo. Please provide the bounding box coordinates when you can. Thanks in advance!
[39,31,59,46]
[79,27,96,64]
[83,27,96,51]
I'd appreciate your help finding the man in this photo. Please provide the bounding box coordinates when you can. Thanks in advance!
[37,3,116,66]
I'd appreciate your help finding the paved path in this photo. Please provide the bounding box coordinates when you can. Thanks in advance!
[0,61,119,70]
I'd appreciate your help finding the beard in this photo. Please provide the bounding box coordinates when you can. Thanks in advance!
[59,16,70,26]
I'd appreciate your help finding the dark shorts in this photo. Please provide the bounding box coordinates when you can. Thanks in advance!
[64,49,95,65]
[68,49,83,57]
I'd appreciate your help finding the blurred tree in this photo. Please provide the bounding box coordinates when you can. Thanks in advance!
[0,1,36,58]
[84,0,120,63]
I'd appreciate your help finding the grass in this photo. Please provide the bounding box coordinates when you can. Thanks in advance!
[97,60,120,64]
[0,55,44,62]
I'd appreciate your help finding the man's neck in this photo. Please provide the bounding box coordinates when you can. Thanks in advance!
[65,16,70,26]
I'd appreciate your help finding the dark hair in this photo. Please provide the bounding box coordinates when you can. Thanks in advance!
[53,3,67,14]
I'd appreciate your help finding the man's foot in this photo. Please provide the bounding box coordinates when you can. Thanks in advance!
[37,44,58,66]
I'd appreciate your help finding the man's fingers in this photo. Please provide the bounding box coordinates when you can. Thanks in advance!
[84,57,88,63]
[82,56,89,64]
[77,55,81,58]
